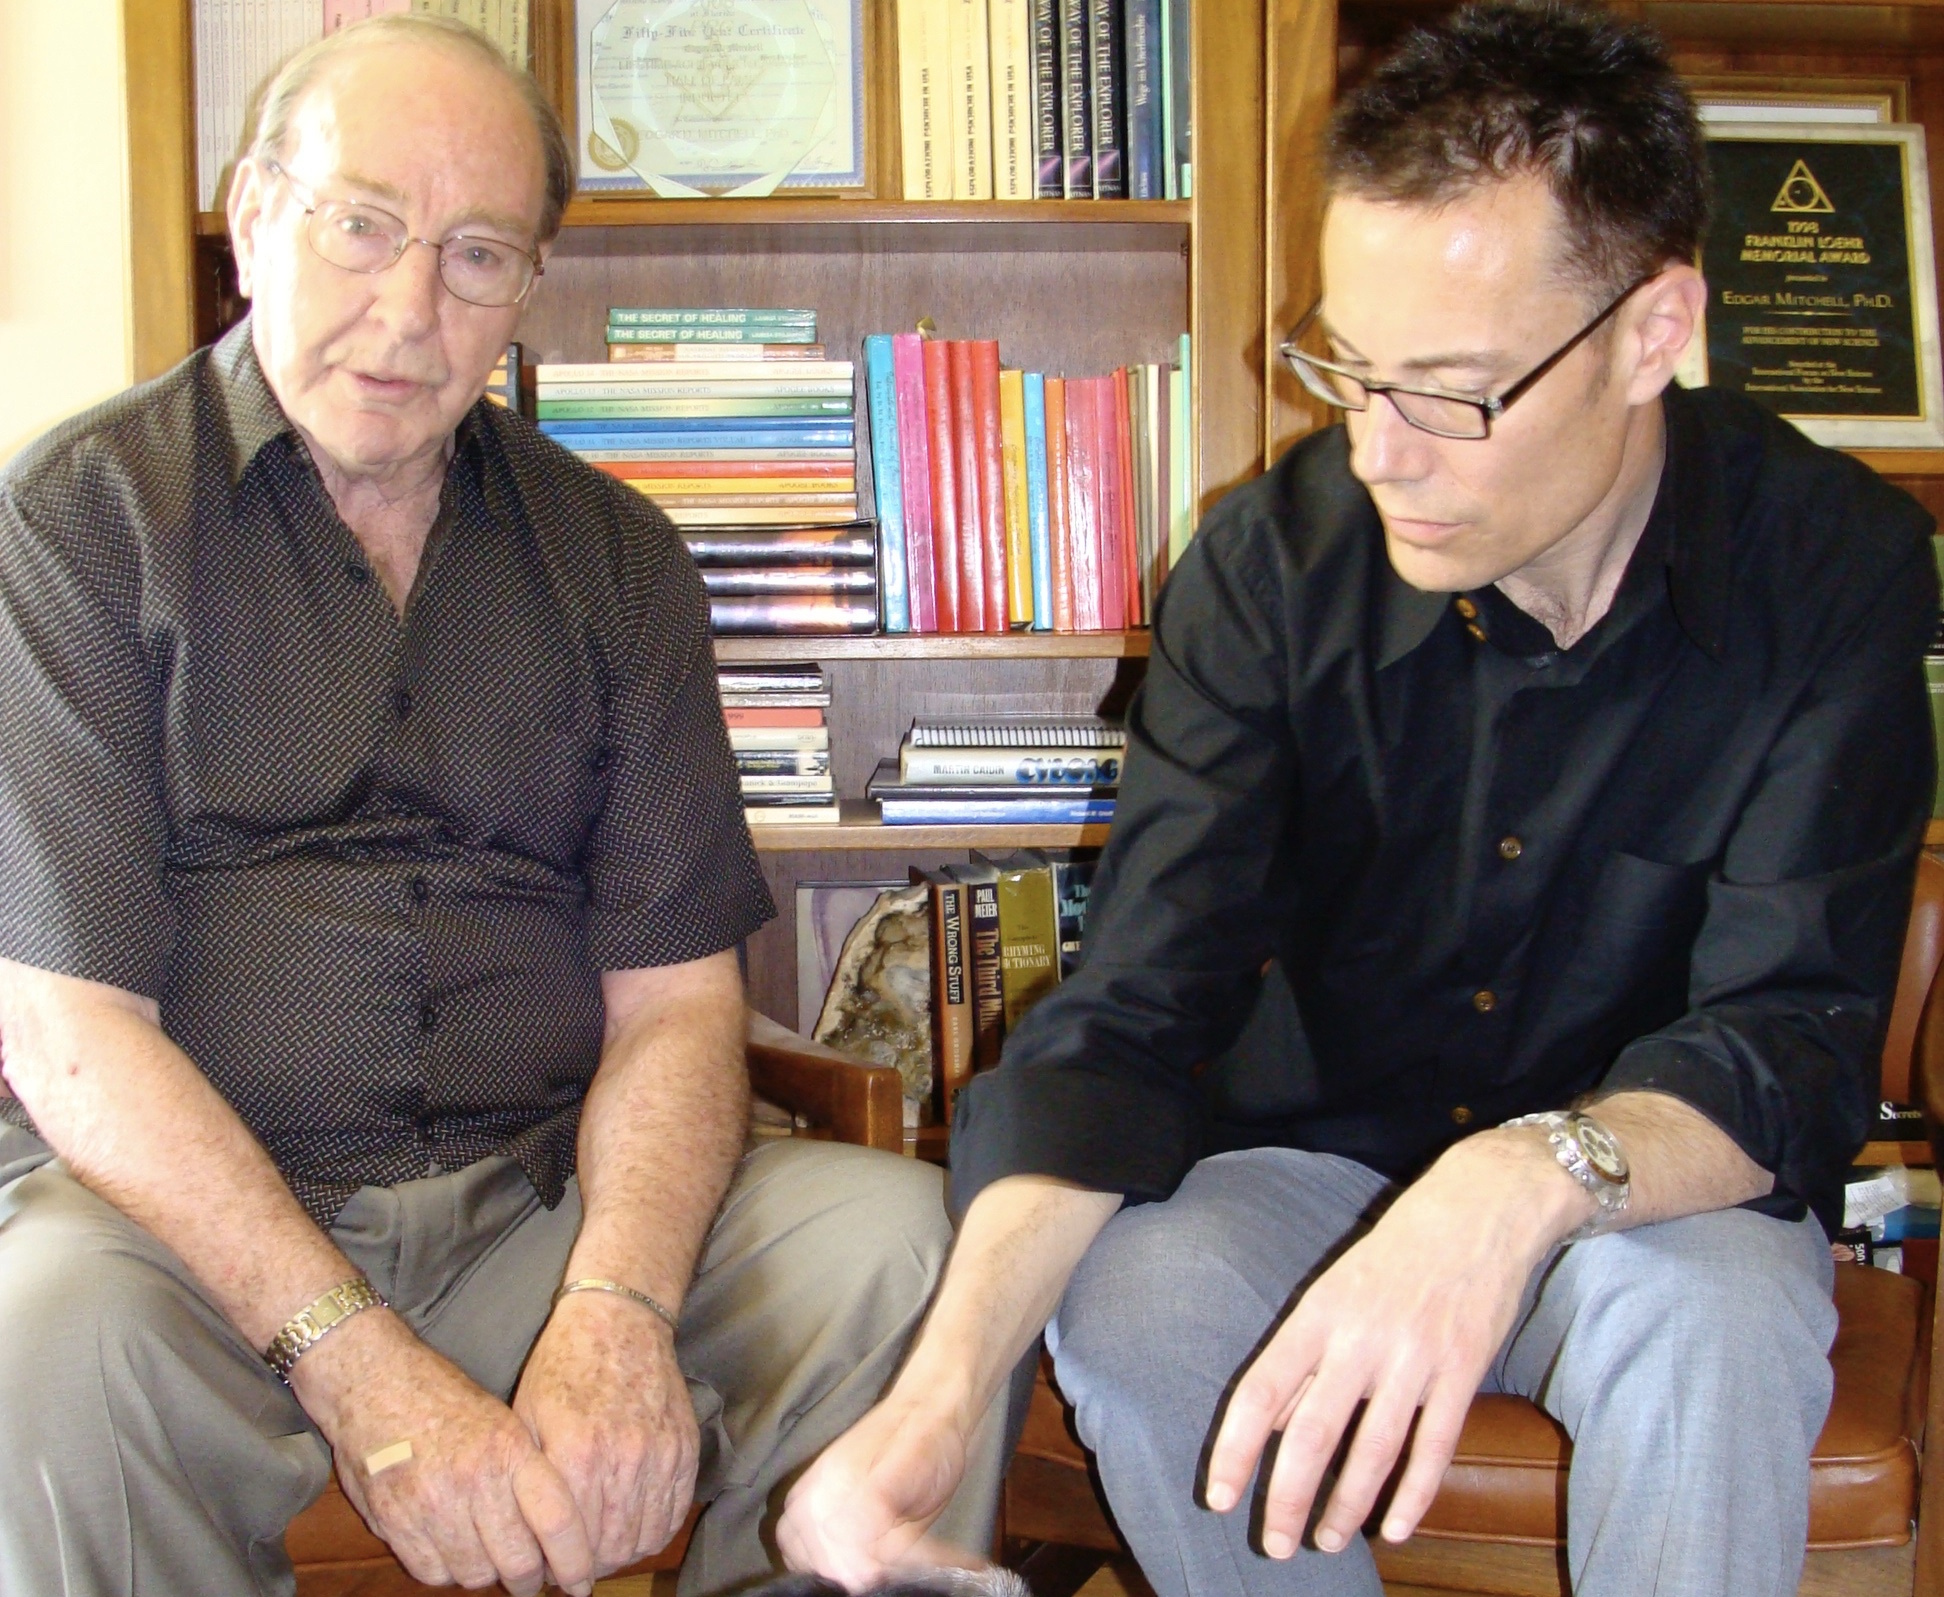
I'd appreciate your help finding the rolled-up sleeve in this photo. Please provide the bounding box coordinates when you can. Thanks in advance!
[1599,535,1936,1228]
[950,512,1297,1212]
[0,473,173,997]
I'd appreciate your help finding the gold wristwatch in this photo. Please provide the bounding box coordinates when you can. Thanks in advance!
[264,1278,386,1381]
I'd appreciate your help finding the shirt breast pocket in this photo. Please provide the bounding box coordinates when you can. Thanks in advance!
[1547,851,1713,1030]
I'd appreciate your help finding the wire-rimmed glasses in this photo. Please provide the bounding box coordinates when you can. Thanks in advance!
[264,160,543,310]
[1277,275,1656,440]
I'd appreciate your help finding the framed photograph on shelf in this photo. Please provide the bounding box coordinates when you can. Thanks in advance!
[1685,118,1944,449]
[573,0,868,198]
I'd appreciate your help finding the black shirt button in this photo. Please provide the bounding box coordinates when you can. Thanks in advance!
[1472,989,1497,1013]
[1450,1105,1474,1126]
[1497,835,1524,861]
[418,1002,438,1032]
[394,688,413,720]
[409,875,430,905]
[343,558,371,584]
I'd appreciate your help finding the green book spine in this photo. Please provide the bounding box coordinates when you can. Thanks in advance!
[608,308,819,327]
[989,853,1061,1028]
[608,326,821,345]
[1928,656,1944,817]
[536,397,856,419]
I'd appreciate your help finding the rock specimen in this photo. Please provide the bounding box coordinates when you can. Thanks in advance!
[813,882,933,1115]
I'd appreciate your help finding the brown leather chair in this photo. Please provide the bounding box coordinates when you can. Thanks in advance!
[286,1012,907,1596]
[1005,852,1944,1597]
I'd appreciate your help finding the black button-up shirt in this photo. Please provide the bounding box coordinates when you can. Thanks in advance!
[952,385,1936,1237]
[0,321,774,1224]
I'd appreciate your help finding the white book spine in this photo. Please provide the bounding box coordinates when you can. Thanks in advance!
[950,0,993,199]
[899,749,1123,784]
[728,728,832,753]
[988,0,1033,199]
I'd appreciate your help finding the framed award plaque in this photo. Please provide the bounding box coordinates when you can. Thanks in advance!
[1692,121,1944,447]
[573,0,867,197]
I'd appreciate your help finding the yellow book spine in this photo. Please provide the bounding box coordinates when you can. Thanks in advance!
[988,0,1034,199]
[998,368,1034,625]
[612,477,857,495]
[898,0,946,199]
[950,0,994,199]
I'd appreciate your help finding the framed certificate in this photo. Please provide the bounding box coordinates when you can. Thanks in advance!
[574,0,867,197]
[1690,121,1944,448]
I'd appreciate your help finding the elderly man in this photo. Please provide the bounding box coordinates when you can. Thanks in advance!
[0,17,1001,1597]
[781,5,1935,1596]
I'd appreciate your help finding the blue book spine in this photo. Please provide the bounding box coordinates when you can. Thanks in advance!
[1023,373,1053,631]
[540,416,853,436]
[542,427,857,450]
[879,798,1118,825]
[1126,0,1161,199]
[863,336,911,633]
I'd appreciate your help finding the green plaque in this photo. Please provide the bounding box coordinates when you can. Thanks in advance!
[1695,123,1944,447]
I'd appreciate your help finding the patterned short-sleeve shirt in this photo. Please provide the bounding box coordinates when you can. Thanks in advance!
[0,319,775,1224]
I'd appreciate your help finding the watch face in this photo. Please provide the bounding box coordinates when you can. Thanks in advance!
[1577,1119,1628,1183]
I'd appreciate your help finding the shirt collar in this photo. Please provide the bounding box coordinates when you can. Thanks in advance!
[1373,384,1732,670]
[209,313,493,488]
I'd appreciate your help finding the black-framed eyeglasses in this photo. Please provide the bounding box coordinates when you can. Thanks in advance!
[1278,274,1656,440]
[264,159,544,310]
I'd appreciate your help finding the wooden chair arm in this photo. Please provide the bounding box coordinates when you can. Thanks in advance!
[747,1010,907,1156]
[1914,952,1944,1593]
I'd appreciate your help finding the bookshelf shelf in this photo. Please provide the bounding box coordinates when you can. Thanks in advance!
[749,801,1113,852]
[1850,450,1944,478]
[715,631,1153,662]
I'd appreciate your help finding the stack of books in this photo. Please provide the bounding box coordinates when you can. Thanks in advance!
[720,661,841,827]
[895,0,1192,200]
[863,332,1191,633]
[868,714,1122,824]
[688,525,881,636]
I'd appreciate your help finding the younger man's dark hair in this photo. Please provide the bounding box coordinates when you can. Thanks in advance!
[1325,0,1708,297]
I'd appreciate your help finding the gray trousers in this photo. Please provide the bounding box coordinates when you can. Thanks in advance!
[0,1124,1005,1597]
[1047,1147,1838,1597]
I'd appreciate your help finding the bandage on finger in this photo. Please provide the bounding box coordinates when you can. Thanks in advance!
[363,1440,415,1477]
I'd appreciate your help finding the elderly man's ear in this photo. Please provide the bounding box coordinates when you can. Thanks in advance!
[226,157,270,300]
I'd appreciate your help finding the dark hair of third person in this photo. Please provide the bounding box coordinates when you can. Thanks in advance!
[1324,0,1709,298]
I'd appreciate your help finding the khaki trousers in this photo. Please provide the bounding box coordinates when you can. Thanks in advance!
[0,1124,1005,1597]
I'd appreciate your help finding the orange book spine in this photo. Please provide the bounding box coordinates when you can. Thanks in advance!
[922,339,962,631]
[596,460,854,480]
[1045,377,1074,632]
[947,341,987,632]
[970,340,1009,634]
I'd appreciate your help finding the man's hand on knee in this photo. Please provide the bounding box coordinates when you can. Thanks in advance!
[1202,1134,1592,1559]
[776,1393,975,1588]
[291,1310,593,1596]
[511,1288,701,1578]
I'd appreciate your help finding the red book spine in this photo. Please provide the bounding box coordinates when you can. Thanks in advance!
[1114,369,1140,630]
[922,339,961,632]
[1045,378,1074,632]
[1093,376,1127,632]
[1067,377,1103,631]
[946,341,987,633]
[892,334,937,633]
[970,340,1009,633]
[598,461,854,479]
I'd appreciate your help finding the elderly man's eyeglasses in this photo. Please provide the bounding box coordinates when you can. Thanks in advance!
[1277,275,1655,440]
[264,160,543,310]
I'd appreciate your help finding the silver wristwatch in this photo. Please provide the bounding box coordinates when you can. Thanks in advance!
[264,1278,386,1381]
[1501,1110,1630,1240]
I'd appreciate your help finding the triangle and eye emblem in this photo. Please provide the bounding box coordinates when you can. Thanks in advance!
[1771,159,1835,214]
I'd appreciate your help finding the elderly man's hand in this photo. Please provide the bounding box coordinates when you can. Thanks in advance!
[512,1288,701,1578]
[291,1310,594,1597]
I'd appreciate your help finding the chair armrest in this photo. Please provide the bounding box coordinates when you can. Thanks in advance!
[747,1010,906,1156]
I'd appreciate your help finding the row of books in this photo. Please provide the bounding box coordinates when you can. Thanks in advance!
[869,714,1122,824]
[720,661,841,827]
[896,0,1192,201]
[192,1,529,209]
[541,309,878,636]
[864,333,1191,633]
[1842,1154,1942,1275]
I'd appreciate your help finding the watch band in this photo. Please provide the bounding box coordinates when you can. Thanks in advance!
[264,1278,387,1381]
[1501,1110,1631,1239]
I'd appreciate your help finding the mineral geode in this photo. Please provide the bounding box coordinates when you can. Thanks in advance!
[813,881,934,1114]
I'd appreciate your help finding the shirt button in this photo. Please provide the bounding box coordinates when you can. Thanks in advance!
[1454,597,1479,619]
[343,558,371,585]
[1450,1105,1474,1126]
[409,875,430,906]
[1472,989,1497,1013]
[1497,835,1524,861]
[1466,622,1488,642]
[418,1002,438,1032]
[394,688,413,720]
